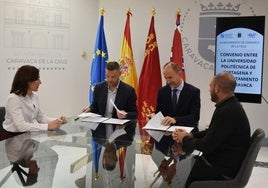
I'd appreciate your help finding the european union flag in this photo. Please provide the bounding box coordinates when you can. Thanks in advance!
[89,12,109,104]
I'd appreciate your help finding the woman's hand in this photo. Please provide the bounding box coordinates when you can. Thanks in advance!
[59,116,67,124]
[48,119,63,130]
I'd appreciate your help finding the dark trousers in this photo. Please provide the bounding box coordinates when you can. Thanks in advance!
[0,129,24,141]
[185,156,226,188]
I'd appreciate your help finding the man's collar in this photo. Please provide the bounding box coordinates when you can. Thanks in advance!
[170,79,184,91]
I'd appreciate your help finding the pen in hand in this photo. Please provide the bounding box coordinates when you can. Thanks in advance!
[81,106,90,112]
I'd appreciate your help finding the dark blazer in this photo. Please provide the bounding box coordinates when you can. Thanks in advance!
[90,81,138,120]
[155,82,200,128]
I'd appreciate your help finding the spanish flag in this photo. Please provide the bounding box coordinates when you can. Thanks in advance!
[118,9,138,181]
[119,9,138,92]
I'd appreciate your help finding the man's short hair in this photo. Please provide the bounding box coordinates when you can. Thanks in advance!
[106,61,120,71]
[163,61,182,73]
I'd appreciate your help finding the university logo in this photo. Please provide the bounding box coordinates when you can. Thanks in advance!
[182,0,256,71]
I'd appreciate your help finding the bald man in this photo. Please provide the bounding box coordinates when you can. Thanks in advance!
[172,72,251,187]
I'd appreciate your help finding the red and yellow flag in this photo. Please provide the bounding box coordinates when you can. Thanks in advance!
[170,9,185,80]
[119,9,138,92]
[118,9,138,181]
[137,9,162,139]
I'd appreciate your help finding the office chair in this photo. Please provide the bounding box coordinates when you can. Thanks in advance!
[189,128,265,188]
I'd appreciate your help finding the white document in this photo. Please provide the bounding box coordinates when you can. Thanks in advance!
[78,112,102,118]
[142,111,194,133]
[81,116,108,123]
[109,99,127,115]
[103,118,130,125]
[108,128,127,143]
[142,112,169,131]
[167,126,193,133]
[80,116,130,125]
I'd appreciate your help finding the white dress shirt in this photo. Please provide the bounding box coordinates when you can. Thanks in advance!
[3,93,55,132]
[105,82,119,138]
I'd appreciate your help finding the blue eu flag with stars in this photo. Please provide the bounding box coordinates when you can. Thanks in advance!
[89,12,109,104]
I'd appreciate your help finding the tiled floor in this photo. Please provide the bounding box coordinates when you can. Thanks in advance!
[246,146,268,188]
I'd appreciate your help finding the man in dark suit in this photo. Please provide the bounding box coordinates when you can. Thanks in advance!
[147,61,200,170]
[83,61,137,120]
[84,61,137,169]
[149,61,200,130]
[148,62,201,132]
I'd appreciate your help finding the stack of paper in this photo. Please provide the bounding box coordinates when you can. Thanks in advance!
[76,111,131,126]
[142,112,194,142]
[142,112,194,133]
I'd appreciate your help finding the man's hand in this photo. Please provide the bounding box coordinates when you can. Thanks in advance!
[81,106,90,113]
[161,116,176,126]
[172,129,192,143]
[116,110,127,119]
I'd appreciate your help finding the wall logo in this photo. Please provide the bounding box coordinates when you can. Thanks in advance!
[181,0,256,71]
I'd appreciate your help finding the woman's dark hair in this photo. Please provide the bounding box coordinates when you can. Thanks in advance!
[10,65,40,97]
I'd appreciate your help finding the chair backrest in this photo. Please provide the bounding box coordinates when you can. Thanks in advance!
[188,128,265,188]
[0,107,5,131]
[235,128,265,187]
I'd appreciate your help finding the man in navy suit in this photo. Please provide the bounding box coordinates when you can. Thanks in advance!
[149,61,200,131]
[83,61,137,120]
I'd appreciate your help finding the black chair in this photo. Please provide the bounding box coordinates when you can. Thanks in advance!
[0,107,5,131]
[189,128,265,188]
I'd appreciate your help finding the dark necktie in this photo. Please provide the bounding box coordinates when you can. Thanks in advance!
[172,88,178,110]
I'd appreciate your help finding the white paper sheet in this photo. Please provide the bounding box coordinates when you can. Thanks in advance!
[109,99,127,115]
